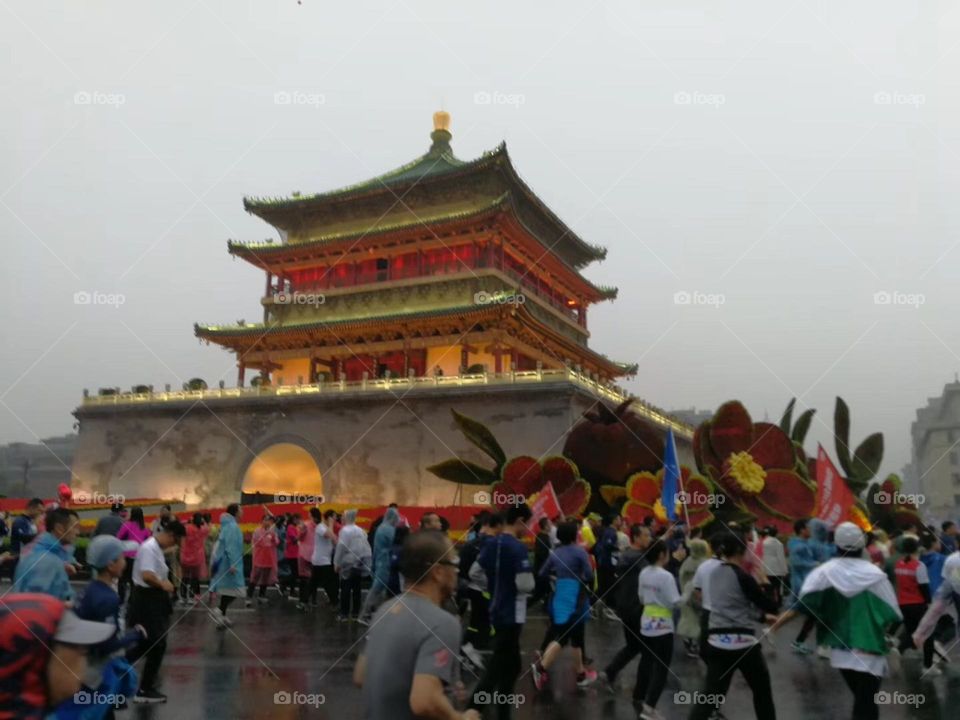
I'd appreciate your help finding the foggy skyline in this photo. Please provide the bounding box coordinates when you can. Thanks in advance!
[3,1,960,482]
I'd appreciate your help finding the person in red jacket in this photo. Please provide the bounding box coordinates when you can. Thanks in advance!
[895,535,936,674]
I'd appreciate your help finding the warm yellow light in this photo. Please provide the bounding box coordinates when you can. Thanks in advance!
[241,443,323,496]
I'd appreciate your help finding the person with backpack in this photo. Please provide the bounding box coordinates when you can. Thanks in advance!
[531,520,597,691]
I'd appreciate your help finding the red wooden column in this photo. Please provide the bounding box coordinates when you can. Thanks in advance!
[237,362,246,387]
[460,345,469,373]
[493,345,503,374]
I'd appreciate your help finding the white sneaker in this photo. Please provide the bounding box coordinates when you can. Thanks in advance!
[211,608,227,629]
[816,646,830,659]
[462,643,485,671]
[640,704,665,720]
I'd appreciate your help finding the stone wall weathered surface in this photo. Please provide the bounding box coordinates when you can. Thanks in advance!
[75,383,671,507]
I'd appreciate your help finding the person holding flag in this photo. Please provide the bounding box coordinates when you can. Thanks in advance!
[774,522,901,720]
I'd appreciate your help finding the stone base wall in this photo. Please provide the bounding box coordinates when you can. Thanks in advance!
[74,383,691,508]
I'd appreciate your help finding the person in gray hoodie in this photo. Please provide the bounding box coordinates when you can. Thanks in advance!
[689,530,780,720]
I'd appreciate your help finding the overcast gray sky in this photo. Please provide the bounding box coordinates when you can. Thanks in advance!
[2,1,959,480]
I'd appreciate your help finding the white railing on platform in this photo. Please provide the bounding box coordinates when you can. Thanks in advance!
[82,368,693,437]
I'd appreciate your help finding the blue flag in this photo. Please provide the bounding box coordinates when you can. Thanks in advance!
[661,428,681,522]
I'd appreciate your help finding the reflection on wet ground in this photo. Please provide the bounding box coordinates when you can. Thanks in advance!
[124,598,958,719]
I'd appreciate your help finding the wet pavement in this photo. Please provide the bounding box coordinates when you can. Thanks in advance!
[108,593,957,720]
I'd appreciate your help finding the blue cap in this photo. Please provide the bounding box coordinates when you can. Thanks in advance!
[87,535,125,569]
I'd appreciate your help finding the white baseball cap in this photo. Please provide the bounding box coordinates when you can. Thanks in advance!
[54,610,117,646]
[835,522,865,551]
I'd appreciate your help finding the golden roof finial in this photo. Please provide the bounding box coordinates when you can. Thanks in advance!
[433,110,451,132]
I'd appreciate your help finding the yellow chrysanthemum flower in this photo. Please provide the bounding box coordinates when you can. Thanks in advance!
[726,451,766,494]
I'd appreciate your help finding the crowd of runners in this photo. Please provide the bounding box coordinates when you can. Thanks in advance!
[2,497,960,720]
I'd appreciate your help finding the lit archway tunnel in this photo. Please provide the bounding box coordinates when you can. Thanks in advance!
[241,442,323,498]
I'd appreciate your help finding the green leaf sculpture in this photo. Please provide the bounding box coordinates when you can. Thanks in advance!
[451,409,506,468]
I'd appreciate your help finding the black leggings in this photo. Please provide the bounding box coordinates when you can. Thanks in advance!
[689,642,775,720]
[464,588,491,650]
[339,572,362,617]
[219,595,237,615]
[899,603,934,667]
[605,610,641,683]
[470,624,522,720]
[635,633,672,708]
[308,564,339,604]
[795,614,822,643]
[839,669,881,720]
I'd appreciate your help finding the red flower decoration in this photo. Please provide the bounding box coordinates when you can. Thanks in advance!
[621,466,715,528]
[696,401,815,527]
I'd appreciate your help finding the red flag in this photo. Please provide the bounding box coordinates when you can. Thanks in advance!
[815,444,855,528]
[529,483,561,527]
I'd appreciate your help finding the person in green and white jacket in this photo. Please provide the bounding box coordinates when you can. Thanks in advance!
[775,522,901,720]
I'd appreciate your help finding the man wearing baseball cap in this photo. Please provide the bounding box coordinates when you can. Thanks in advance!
[0,593,116,720]
[774,521,901,720]
[93,502,126,538]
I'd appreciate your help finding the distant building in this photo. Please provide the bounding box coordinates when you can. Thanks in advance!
[910,380,960,520]
[668,407,714,430]
[0,434,77,499]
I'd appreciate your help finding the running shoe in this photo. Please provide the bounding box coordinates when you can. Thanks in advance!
[531,662,548,691]
[575,668,597,688]
[462,643,486,671]
[295,602,306,611]
[244,599,253,608]
[357,616,371,626]
[923,666,943,678]
[791,641,812,655]
[639,705,665,720]
[133,688,167,704]
[816,645,830,659]
[597,670,616,693]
